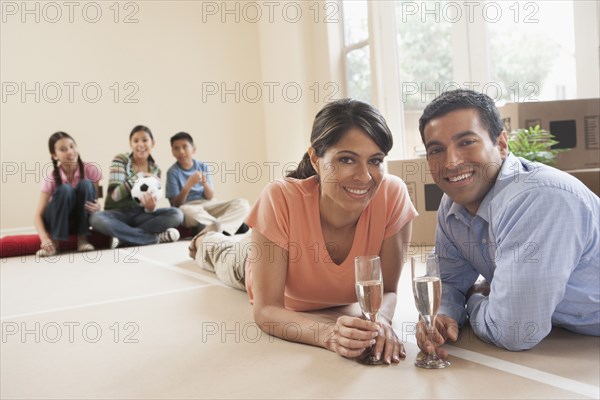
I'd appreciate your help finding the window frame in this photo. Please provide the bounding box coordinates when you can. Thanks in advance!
[341,0,600,160]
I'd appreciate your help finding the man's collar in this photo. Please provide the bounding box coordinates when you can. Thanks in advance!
[445,153,520,223]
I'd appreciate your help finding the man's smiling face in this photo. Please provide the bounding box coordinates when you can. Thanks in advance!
[423,108,508,215]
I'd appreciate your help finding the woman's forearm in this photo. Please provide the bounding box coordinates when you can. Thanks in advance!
[254,305,336,350]
[379,292,398,325]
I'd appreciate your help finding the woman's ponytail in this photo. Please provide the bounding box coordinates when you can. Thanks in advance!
[287,152,316,179]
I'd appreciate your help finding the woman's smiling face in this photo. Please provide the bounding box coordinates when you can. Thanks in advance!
[311,128,386,215]
[129,130,155,161]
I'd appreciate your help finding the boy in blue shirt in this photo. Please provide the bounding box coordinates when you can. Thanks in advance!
[166,132,250,239]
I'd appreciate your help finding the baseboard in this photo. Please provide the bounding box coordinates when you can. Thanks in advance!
[0,226,37,236]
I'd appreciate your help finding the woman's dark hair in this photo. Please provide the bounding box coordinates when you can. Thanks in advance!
[48,131,85,187]
[287,98,394,179]
[418,89,504,144]
[129,125,154,141]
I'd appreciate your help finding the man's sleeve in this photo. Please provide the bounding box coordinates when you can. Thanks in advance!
[436,209,479,327]
[466,187,591,350]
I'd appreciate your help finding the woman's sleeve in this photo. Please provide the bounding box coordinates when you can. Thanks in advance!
[245,181,290,250]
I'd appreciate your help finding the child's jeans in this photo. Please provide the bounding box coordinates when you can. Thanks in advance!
[43,179,96,241]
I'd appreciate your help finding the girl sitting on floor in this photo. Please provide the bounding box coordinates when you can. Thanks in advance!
[90,125,183,248]
[34,131,102,257]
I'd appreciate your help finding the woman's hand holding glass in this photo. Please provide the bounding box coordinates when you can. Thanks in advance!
[325,316,404,364]
[372,320,405,364]
[325,315,378,359]
[351,255,405,365]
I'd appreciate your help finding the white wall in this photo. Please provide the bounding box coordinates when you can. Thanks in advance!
[257,1,343,172]
[574,0,600,99]
[0,1,343,231]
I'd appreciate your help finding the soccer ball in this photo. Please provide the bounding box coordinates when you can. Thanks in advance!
[131,175,163,204]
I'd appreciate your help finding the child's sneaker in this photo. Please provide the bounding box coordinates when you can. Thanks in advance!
[110,237,120,249]
[77,238,95,252]
[158,228,180,243]
[36,241,59,257]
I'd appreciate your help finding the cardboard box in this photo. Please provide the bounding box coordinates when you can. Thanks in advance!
[567,169,600,197]
[499,98,600,171]
[387,158,442,246]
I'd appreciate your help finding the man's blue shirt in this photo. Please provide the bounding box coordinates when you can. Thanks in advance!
[436,153,599,350]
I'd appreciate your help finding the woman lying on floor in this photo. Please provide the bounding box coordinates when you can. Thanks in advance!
[189,99,417,364]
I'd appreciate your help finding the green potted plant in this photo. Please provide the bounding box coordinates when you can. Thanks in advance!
[507,124,568,166]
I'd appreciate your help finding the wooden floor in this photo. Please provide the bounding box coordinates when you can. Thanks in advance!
[1,241,598,399]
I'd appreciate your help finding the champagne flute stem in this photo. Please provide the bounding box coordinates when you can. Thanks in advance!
[423,316,436,355]
[422,315,433,331]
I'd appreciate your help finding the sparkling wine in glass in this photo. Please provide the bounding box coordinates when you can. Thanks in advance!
[355,255,384,365]
[411,254,450,369]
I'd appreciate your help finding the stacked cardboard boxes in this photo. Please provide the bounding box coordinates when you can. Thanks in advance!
[500,98,600,196]
[387,158,440,245]
[499,98,599,171]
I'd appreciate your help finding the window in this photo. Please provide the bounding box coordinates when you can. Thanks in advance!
[487,1,576,102]
[342,1,371,103]
[341,0,599,159]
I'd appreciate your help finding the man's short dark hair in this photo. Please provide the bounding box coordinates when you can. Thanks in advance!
[418,89,504,144]
[170,132,194,147]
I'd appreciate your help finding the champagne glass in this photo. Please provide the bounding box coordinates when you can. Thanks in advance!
[411,254,451,369]
[354,255,384,365]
